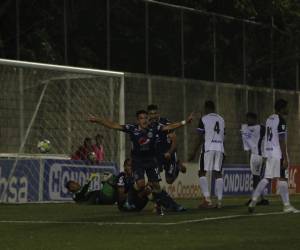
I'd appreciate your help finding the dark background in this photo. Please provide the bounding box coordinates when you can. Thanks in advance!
[0,0,299,89]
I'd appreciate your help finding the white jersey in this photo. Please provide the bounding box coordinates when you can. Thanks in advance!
[241,124,265,156]
[264,114,287,159]
[197,113,225,153]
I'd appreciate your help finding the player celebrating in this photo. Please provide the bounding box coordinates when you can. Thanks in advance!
[88,110,193,214]
[147,104,186,184]
[241,112,269,205]
[190,100,225,208]
[248,99,298,213]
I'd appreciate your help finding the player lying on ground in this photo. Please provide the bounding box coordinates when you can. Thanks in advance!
[147,104,186,184]
[65,172,117,205]
[88,110,193,214]
[66,159,185,212]
[248,99,299,213]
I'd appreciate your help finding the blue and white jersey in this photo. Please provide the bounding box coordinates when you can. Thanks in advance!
[152,117,172,155]
[121,123,161,159]
[116,172,134,193]
[241,124,265,156]
[197,113,225,153]
[264,114,287,159]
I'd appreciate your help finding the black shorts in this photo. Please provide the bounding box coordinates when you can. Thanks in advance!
[129,189,149,211]
[132,157,161,182]
[162,152,179,180]
[280,158,288,179]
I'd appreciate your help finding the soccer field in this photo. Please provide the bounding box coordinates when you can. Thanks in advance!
[0,195,299,250]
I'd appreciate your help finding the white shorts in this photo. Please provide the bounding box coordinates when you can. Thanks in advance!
[264,157,288,179]
[250,154,263,176]
[204,150,223,172]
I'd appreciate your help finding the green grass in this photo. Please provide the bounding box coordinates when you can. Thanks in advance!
[0,195,300,250]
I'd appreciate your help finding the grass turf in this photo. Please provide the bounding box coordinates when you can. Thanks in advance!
[0,195,299,250]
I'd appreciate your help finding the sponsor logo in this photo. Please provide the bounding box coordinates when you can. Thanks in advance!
[0,168,28,203]
[138,137,150,145]
[47,164,114,200]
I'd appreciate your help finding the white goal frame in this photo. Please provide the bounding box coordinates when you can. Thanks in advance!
[0,58,125,169]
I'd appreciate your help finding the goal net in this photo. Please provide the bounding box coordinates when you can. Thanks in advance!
[0,59,125,203]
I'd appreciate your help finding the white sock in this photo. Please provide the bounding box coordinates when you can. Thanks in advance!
[277,180,290,206]
[199,176,210,199]
[252,178,269,201]
[215,178,223,201]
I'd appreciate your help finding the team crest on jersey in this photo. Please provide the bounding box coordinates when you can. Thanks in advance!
[282,125,285,130]
[147,131,153,138]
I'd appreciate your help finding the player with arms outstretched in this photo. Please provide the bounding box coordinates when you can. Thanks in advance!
[88,110,193,214]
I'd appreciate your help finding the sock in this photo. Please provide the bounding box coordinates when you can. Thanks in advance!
[199,176,210,199]
[215,178,223,201]
[252,178,269,201]
[153,190,178,210]
[277,180,290,206]
[253,175,260,190]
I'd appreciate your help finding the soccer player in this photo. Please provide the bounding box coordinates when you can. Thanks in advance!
[248,99,299,213]
[65,173,117,205]
[241,112,269,205]
[189,100,225,208]
[88,110,193,214]
[116,158,184,212]
[147,104,186,184]
[116,158,149,211]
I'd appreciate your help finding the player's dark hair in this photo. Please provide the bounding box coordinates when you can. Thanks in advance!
[147,104,158,111]
[124,158,131,166]
[204,100,215,112]
[65,181,73,190]
[246,112,257,120]
[84,137,92,144]
[136,110,148,118]
[275,99,288,112]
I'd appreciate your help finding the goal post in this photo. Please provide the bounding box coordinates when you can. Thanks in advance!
[0,58,125,203]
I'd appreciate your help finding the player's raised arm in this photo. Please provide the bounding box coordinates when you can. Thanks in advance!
[88,114,123,130]
[161,112,194,131]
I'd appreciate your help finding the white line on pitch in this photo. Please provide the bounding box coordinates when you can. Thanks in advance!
[0,211,297,226]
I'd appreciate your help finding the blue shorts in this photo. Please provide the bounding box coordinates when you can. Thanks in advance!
[132,157,161,182]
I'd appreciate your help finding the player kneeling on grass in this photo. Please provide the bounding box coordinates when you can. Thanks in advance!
[116,158,150,212]
[117,158,185,213]
[66,172,117,205]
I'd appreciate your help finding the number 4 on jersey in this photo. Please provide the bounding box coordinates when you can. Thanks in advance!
[214,121,220,134]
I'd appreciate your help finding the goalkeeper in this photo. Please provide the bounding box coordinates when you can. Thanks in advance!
[65,173,117,205]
